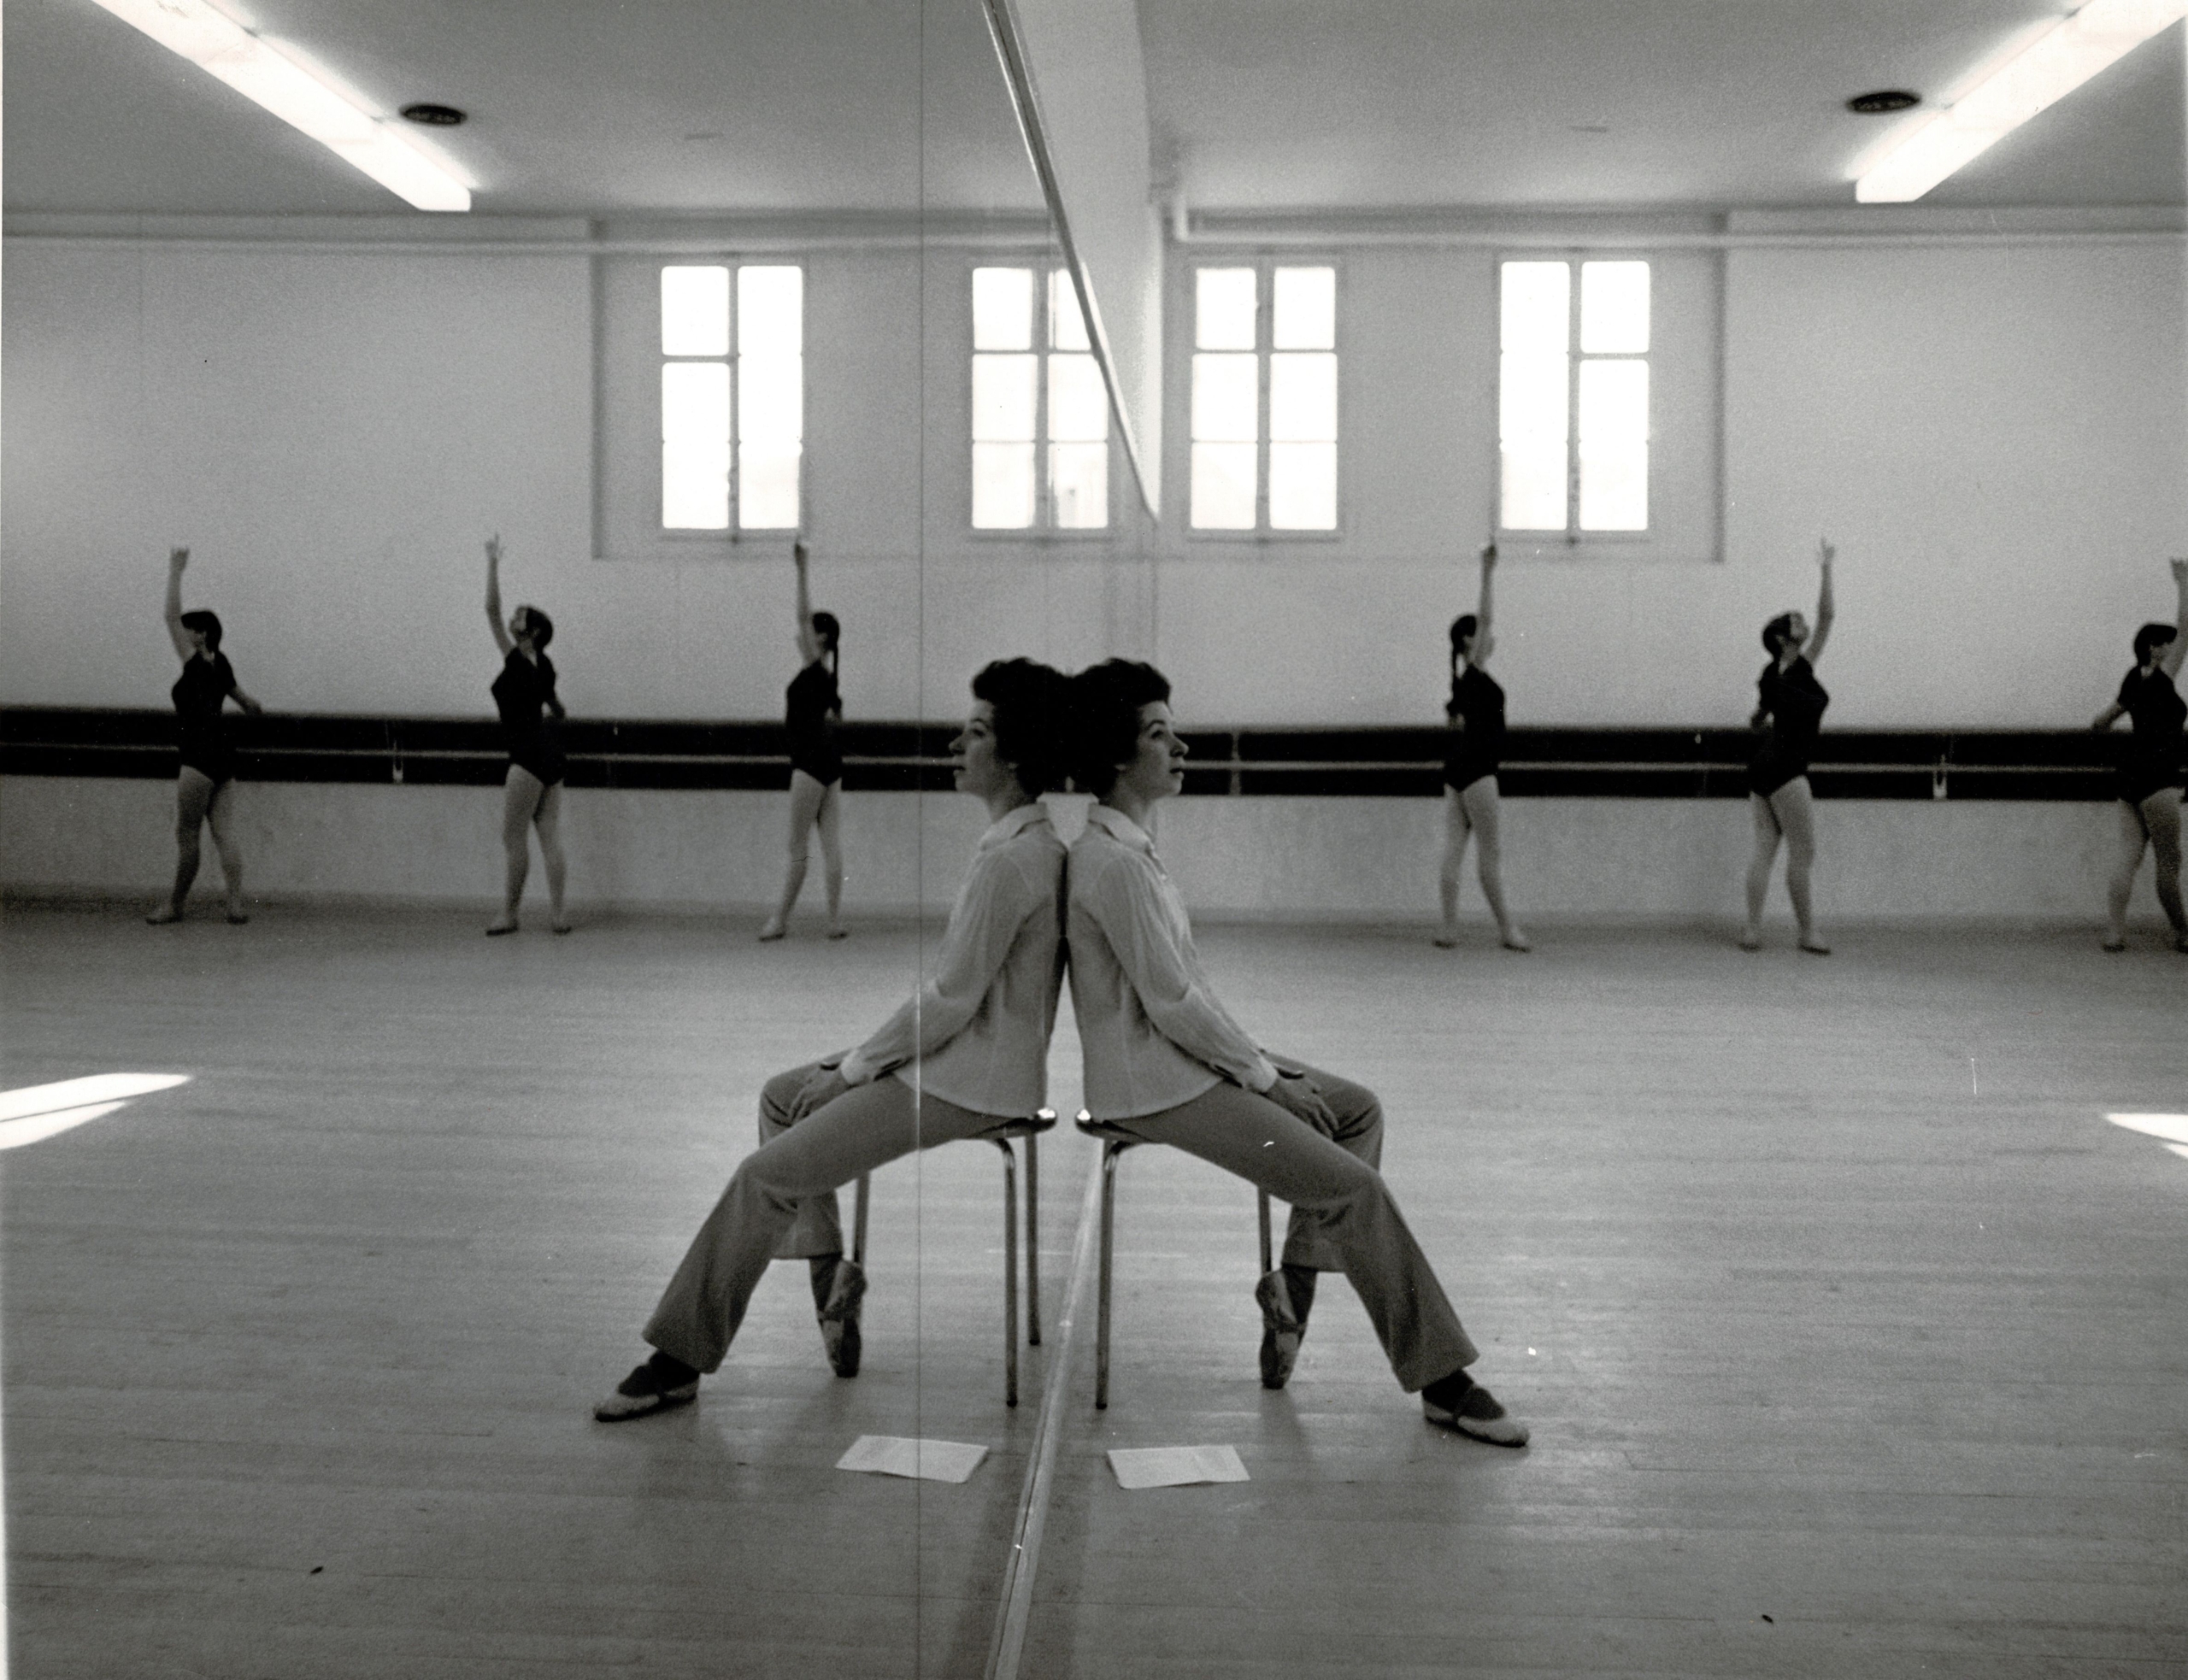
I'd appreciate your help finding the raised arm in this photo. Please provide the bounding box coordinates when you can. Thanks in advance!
[163,549,191,660]
[791,539,822,666]
[1804,538,1837,665]
[484,536,515,657]
[2164,557,2188,680]
[1475,541,1497,648]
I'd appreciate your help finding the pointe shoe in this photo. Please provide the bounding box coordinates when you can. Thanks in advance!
[1432,931,1460,949]
[1797,934,1832,955]
[485,919,519,937]
[1255,1270,1305,1390]
[551,919,573,936]
[826,924,849,941]
[1500,929,1532,952]
[1421,1371,1529,1447]
[1737,926,1762,952]
[146,906,183,925]
[756,918,786,943]
[817,1258,868,1377]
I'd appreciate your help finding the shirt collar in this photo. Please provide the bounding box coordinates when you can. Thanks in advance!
[979,802,1054,850]
[1083,803,1156,854]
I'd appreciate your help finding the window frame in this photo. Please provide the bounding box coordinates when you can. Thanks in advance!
[656,259,806,540]
[1185,255,1344,543]
[967,259,1116,539]
[1494,251,1655,547]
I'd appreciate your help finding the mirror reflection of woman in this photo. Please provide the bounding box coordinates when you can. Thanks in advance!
[148,547,263,925]
[760,540,845,942]
[2091,558,2188,952]
[483,536,569,936]
[1436,542,1528,951]
[1740,540,1835,954]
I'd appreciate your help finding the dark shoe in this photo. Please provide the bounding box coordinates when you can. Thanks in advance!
[1421,1370,1528,1447]
[1256,1269,1305,1389]
[594,1351,699,1422]
[817,1258,867,1377]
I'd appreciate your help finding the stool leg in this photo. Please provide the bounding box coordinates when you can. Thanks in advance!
[997,1138,1019,1407]
[1258,1189,1273,1276]
[854,1173,871,1268]
[1096,1143,1120,1409]
[1025,1131,1042,1347]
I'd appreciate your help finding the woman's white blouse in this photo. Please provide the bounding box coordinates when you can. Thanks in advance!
[837,802,1066,1117]
[1066,804,1279,1119]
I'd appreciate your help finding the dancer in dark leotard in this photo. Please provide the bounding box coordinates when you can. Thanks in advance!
[2091,558,2188,952]
[1435,542,1528,950]
[483,536,569,936]
[760,540,845,941]
[148,548,263,925]
[1740,540,1836,954]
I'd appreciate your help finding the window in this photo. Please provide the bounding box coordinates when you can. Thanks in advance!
[971,267,1109,531]
[1498,258,1650,535]
[660,264,803,532]
[1190,264,1337,532]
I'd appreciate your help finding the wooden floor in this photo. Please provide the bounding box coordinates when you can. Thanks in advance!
[3,902,2183,1677]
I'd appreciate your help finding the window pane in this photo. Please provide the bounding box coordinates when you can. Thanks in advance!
[1499,444,1567,531]
[1268,442,1336,530]
[1191,353,1258,443]
[1049,442,1109,529]
[1049,270,1091,351]
[973,267,1034,351]
[1269,353,1336,442]
[973,441,1036,527]
[738,354,802,445]
[1580,441,1648,530]
[1580,261,1650,355]
[1191,442,1257,528]
[739,444,801,529]
[662,361,730,443]
[738,266,802,357]
[663,444,729,529]
[1196,268,1257,350]
[973,354,1038,442]
[1500,261,1569,355]
[1498,352,1568,445]
[661,266,729,357]
[1579,358,1648,443]
[1272,267,1335,350]
[1048,354,1108,443]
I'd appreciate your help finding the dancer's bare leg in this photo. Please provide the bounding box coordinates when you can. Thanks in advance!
[205,778,247,921]
[150,768,215,923]
[1462,778,1527,949]
[491,767,545,933]
[1741,792,1782,949]
[2105,802,2150,950]
[761,770,827,940]
[1769,778,1826,952]
[1435,785,1473,947]
[532,780,570,932]
[815,779,845,937]
[2140,790,2186,948]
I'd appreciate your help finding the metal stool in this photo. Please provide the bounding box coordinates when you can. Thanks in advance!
[850,1107,1056,1406]
[1074,1109,1275,1408]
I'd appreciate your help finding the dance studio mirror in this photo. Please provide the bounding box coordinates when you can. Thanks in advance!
[3,3,2184,1677]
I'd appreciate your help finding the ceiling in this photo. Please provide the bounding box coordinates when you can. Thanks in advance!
[3,0,2181,219]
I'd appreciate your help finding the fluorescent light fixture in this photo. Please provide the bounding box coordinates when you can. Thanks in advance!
[1855,0,2188,203]
[85,0,472,211]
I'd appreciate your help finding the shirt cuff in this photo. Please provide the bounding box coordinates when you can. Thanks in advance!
[834,1050,877,1086]
[1240,1057,1279,1094]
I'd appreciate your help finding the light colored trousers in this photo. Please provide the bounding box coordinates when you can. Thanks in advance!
[644,1062,1015,1373]
[1103,1059,1479,1393]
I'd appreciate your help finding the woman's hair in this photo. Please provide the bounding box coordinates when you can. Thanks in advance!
[970,658,1069,798]
[516,605,555,651]
[1449,614,1479,688]
[2132,621,2179,665]
[1066,658,1172,798]
[811,610,841,677]
[1762,612,1797,656]
[178,609,223,652]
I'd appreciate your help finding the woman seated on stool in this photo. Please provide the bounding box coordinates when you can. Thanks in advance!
[1062,658,1529,1446]
[596,659,1071,1421]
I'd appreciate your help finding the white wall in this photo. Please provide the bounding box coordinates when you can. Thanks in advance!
[4,225,2180,732]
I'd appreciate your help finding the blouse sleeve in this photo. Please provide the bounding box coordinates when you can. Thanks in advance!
[1080,852,1277,1092]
